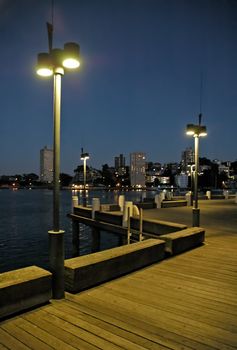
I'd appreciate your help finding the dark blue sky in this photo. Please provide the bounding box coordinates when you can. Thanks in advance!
[1,0,237,175]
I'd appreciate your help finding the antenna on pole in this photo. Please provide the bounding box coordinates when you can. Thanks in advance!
[199,72,203,115]
[198,72,204,126]
[198,113,202,126]
[47,0,54,52]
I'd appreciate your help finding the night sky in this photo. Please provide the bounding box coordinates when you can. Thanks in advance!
[1,0,237,175]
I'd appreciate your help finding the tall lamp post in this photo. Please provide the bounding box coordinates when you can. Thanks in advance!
[36,24,80,299]
[81,148,89,206]
[186,114,207,227]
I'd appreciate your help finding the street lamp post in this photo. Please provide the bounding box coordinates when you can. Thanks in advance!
[81,148,89,206]
[36,25,80,299]
[186,114,207,227]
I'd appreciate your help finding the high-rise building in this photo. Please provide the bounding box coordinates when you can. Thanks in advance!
[130,152,146,187]
[181,147,194,171]
[40,146,53,183]
[114,154,126,176]
[114,154,125,170]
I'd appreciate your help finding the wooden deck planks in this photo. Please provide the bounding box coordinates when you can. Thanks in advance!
[45,303,150,350]
[50,301,159,350]
[66,293,207,350]
[100,279,237,333]
[0,218,237,349]
[75,288,237,349]
[0,327,31,350]
[1,321,53,350]
[22,310,99,350]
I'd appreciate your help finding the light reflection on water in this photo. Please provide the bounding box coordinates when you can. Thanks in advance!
[0,189,155,273]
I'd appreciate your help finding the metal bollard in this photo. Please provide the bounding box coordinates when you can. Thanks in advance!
[122,201,133,227]
[92,198,100,219]
[206,190,211,200]
[139,208,143,242]
[127,207,131,244]
[118,194,125,212]
[72,195,78,209]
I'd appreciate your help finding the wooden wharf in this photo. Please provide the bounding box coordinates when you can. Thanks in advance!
[0,199,237,349]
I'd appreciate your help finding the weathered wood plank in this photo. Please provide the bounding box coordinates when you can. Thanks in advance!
[46,303,149,350]
[1,322,53,350]
[128,269,237,305]
[77,288,237,349]
[126,275,237,321]
[32,309,110,350]
[131,271,237,314]
[65,294,206,350]
[101,280,237,333]
[66,293,218,350]
[63,299,172,350]
[0,327,31,350]
[46,305,132,350]
[13,316,78,350]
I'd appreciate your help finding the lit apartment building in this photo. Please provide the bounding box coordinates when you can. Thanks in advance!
[40,146,53,183]
[130,152,146,188]
[114,154,126,176]
[181,147,194,171]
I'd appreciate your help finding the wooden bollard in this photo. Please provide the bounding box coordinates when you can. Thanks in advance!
[91,227,100,253]
[72,220,80,257]
[139,208,143,242]
[127,207,131,245]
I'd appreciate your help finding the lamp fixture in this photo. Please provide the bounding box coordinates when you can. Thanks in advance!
[36,42,80,77]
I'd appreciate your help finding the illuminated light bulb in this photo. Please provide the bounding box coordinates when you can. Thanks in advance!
[62,58,80,69]
[36,67,53,77]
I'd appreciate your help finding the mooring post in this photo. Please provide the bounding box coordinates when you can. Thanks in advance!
[118,194,125,212]
[139,208,143,242]
[127,207,131,244]
[91,227,100,252]
[92,198,100,219]
[72,220,80,257]
[72,195,78,209]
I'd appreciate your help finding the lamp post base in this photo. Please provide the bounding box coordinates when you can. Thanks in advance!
[48,230,65,299]
[192,208,200,227]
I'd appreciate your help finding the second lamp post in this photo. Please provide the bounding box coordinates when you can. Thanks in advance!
[186,114,207,227]
[81,148,89,206]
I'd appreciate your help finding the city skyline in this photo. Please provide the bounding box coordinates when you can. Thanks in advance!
[0,146,235,178]
[1,0,237,175]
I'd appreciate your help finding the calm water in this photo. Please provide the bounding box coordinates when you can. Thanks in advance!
[0,189,155,273]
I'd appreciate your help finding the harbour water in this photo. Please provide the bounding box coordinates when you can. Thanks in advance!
[0,189,155,273]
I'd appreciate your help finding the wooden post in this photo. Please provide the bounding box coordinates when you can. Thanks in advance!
[139,208,143,242]
[127,207,131,244]
[72,220,80,257]
[91,227,100,253]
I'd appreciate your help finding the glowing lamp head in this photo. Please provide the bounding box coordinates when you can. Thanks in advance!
[62,42,80,69]
[199,125,207,137]
[36,53,53,77]
[186,124,195,136]
[81,152,89,160]
[186,123,207,137]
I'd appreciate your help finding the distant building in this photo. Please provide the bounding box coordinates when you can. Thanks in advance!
[181,147,194,171]
[114,154,125,169]
[40,146,53,183]
[130,152,146,187]
[114,154,126,176]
